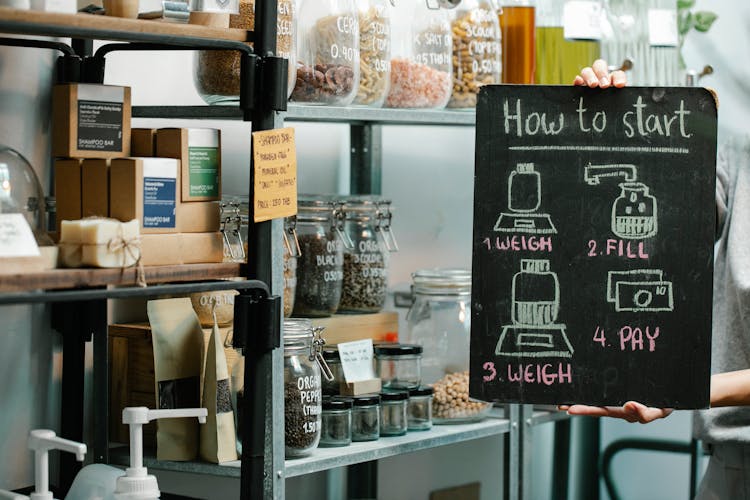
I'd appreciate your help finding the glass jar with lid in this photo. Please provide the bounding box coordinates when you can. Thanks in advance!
[379,390,408,436]
[385,0,452,109]
[446,0,502,108]
[283,216,301,318]
[321,346,345,396]
[291,0,360,105]
[407,385,434,431]
[220,197,246,263]
[497,0,536,84]
[374,343,423,389]
[284,318,331,458]
[353,0,392,107]
[292,195,351,317]
[351,394,380,441]
[320,397,353,447]
[193,0,297,104]
[337,196,398,314]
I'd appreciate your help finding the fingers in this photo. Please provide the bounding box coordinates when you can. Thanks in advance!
[580,67,599,87]
[573,75,586,86]
[623,402,674,424]
[611,70,627,88]
[592,59,610,86]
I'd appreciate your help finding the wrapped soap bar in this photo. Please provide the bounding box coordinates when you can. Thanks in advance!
[59,218,141,268]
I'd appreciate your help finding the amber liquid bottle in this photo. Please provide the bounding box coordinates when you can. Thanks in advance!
[498,3,536,84]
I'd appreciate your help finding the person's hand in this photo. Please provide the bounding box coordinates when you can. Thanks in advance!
[573,59,627,88]
[558,402,673,424]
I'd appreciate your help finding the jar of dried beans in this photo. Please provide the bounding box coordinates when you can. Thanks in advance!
[385,0,452,109]
[447,0,502,108]
[353,0,392,107]
[338,196,398,314]
[292,195,352,317]
[193,0,297,104]
[291,0,360,106]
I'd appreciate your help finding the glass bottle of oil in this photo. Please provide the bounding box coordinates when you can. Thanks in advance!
[498,0,536,84]
[535,0,602,85]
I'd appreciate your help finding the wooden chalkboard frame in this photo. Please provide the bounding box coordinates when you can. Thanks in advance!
[469,85,717,409]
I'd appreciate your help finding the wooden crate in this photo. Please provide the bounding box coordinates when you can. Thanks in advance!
[310,311,399,345]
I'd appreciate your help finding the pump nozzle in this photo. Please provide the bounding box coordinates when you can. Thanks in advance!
[27,430,86,500]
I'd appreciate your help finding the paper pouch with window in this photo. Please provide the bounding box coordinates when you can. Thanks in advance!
[200,311,238,463]
[147,297,205,461]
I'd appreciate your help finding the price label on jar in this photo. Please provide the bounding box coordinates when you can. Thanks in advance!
[338,339,376,383]
[252,127,297,222]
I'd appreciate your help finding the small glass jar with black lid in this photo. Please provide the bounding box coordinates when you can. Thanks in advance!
[407,386,434,431]
[374,343,423,390]
[351,394,380,441]
[321,347,345,396]
[379,390,408,436]
[320,397,353,447]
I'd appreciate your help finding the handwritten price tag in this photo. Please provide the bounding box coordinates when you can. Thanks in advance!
[252,127,298,222]
[337,339,376,383]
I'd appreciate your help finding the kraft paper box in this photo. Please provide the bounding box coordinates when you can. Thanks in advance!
[156,128,221,202]
[177,201,220,233]
[82,159,110,218]
[139,232,224,266]
[54,159,82,233]
[140,233,182,266]
[52,84,131,159]
[180,232,224,264]
[131,128,157,157]
[110,158,179,234]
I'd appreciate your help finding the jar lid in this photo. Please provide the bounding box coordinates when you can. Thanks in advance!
[352,394,380,406]
[323,397,353,410]
[412,268,471,295]
[374,343,423,356]
[297,194,339,222]
[322,347,340,362]
[380,390,409,401]
[408,386,434,397]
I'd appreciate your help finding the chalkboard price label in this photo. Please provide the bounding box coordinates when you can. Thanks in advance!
[470,86,717,408]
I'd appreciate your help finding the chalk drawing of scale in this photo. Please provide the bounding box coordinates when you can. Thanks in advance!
[496,259,574,358]
[584,164,658,239]
[494,163,557,235]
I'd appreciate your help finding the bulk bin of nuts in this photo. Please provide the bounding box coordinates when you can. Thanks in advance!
[353,0,392,107]
[291,0,360,105]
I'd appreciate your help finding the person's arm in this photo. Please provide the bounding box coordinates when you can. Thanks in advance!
[710,370,750,407]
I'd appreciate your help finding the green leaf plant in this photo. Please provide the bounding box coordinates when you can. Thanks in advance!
[677,0,718,69]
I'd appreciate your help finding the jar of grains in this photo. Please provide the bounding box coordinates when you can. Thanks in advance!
[292,195,351,317]
[385,0,452,109]
[193,0,297,104]
[284,318,330,457]
[291,0,360,105]
[446,0,502,108]
[353,0,392,107]
[282,216,301,317]
[337,196,398,314]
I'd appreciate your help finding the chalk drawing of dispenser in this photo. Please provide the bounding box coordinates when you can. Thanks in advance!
[496,259,574,358]
[494,163,557,234]
[584,164,658,239]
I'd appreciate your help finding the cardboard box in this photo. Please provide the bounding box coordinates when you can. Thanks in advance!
[131,128,157,157]
[139,233,182,266]
[52,84,131,159]
[156,128,221,202]
[108,322,239,446]
[54,159,82,233]
[81,159,110,218]
[110,158,179,234]
[138,232,224,266]
[310,312,399,345]
[177,201,220,233]
[180,232,224,264]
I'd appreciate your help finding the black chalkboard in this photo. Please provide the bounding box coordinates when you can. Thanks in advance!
[469,86,717,409]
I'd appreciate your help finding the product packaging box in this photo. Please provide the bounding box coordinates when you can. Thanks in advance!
[139,232,224,266]
[52,84,132,159]
[110,158,179,234]
[177,201,221,233]
[54,158,82,233]
[81,159,110,218]
[131,128,157,157]
[139,233,182,266]
[180,232,224,264]
[156,128,221,202]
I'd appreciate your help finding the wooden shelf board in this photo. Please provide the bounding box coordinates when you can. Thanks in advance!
[0,7,249,42]
[0,262,242,292]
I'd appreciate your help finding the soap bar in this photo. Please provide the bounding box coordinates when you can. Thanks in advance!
[59,218,140,268]
[59,219,84,268]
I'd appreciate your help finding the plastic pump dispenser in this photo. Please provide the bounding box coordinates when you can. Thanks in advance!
[0,430,87,500]
[114,407,207,500]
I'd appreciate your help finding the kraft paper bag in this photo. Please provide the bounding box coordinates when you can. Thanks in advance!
[147,297,205,461]
[200,311,238,463]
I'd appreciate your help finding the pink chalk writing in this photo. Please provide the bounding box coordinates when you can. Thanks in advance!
[592,325,660,351]
[483,362,497,382]
[506,363,572,385]
[483,235,553,253]
[587,239,649,259]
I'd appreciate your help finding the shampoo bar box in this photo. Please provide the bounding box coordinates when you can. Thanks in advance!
[82,159,110,218]
[54,159,82,233]
[156,128,221,202]
[110,158,179,234]
[52,84,131,158]
[131,128,157,157]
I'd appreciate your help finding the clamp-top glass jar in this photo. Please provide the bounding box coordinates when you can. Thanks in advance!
[338,196,398,314]
[283,216,301,317]
[292,195,352,317]
[353,0,392,107]
[291,0,360,105]
[283,318,332,458]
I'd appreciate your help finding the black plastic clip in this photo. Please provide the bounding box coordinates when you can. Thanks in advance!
[259,56,289,112]
[233,293,281,353]
[239,52,259,113]
[55,55,82,84]
[81,56,106,84]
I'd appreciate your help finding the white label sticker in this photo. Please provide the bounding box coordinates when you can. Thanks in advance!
[563,1,602,41]
[338,339,376,384]
[648,9,679,47]
[0,213,40,258]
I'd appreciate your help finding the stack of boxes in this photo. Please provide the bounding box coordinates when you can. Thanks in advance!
[53,83,224,266]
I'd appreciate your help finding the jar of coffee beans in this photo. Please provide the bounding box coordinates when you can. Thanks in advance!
[292,195,351,317]
[338,196,398,314]
[291,0,360,105]
[284,318,331,458]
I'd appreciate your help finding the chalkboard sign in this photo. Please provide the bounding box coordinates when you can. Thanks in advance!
[470,86,717,409]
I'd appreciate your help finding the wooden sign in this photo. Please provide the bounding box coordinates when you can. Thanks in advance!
[252,127,297,222]
[470,86,718,408]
